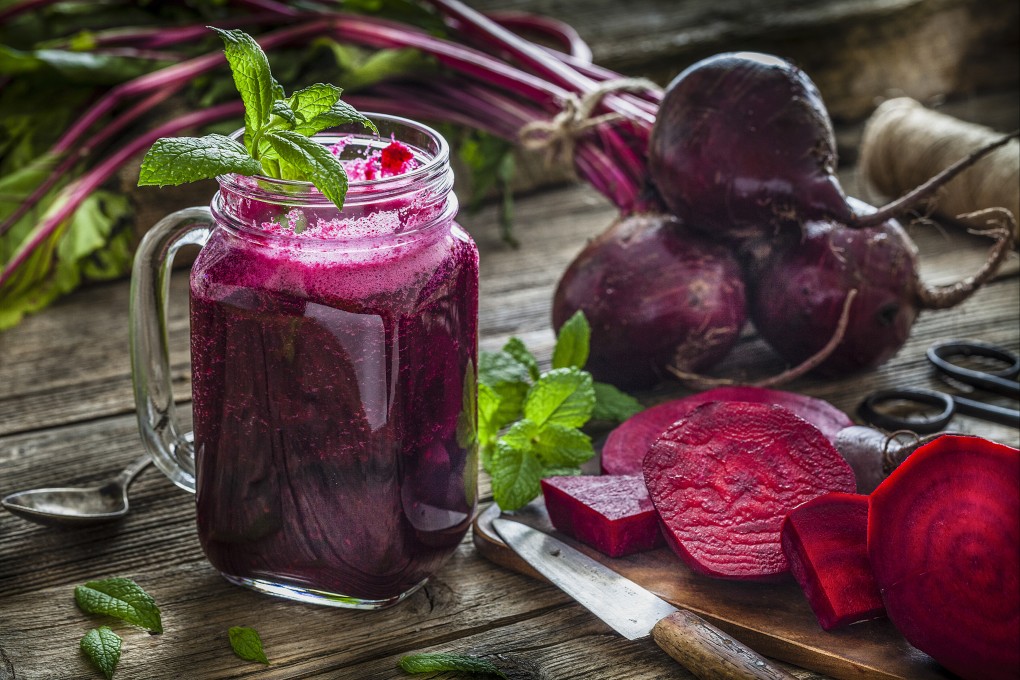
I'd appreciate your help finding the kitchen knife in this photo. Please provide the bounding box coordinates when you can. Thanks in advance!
[492,518,796,680]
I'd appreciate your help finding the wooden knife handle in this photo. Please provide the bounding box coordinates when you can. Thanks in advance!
[651,610,797,680]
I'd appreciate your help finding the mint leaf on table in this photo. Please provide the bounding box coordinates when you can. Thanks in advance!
[592,381,643,422]
[137,135,264,186]
[551,310,591,370]
[228,626,270,665]
[399,653,507,677]
[80,626,121,680]
[74,577,162,633]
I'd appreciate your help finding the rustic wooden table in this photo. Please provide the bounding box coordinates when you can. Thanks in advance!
[1,1,1018,677]
[1,172,1017,678]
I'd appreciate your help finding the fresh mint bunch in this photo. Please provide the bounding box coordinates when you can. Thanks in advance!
[478,311,642,511]
[138,27,377,213]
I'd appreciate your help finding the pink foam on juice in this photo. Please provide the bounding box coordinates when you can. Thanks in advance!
[189,140,478,602]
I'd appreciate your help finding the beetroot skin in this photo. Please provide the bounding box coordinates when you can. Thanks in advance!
[552,213,746,390]
[601,386,853,475]
[643,401,856,581]
[781,493,885,630]
[648,52,852,242]
[541,475,664,558]
[750,201,921,376]
[868,435,1020,680]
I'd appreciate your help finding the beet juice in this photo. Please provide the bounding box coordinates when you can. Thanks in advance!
[182,118,477,607]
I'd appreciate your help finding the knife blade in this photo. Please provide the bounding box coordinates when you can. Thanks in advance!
[492,518,796,680]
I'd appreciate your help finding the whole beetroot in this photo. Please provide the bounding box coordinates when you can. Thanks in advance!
[552,213,746,389]
[648,52,853,244]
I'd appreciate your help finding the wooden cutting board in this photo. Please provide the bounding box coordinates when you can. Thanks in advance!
[473,500,952,680]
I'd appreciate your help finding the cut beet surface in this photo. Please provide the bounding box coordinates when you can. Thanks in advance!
[540,475,664,558]
[868,434,1020,680]
[781,492,885,630]
[601,386,853,475]
[643,401,856,581]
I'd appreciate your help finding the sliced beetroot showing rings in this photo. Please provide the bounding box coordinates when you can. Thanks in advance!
[602,386,853,475]
[868,434,1020,680]
[781,492,885,630]
[643,401,856,581]
[540,475,664,558]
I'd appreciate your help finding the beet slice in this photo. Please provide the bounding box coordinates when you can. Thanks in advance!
[602,386,853,475]
[540,475,664,558]
[868,434,1020,680]
[643,401,856,581]
[781,492,885,630]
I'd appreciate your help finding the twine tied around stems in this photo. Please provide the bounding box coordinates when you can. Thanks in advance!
[518,78,661,168]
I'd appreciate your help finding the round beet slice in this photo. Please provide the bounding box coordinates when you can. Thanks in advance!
[602,386,852,475]
[868,434,1019,680]
[643,401,856,581]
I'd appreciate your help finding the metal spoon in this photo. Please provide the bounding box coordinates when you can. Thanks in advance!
[1,455,152,527]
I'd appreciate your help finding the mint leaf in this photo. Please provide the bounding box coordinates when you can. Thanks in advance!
[74,577,162,633]
[533,423,594,468]
[80,627,121,680]
[592,382,643,422]
[399,653,506,677]
[229,626,270,665]
[478,382,501,447]
[264,130,349,209]
[552,310,590,370]
[138,135,263,187]
[285,83,342,126]
[270,100,297,126]
[491,438,542,511]
[523,368,595,429]
[210,27,275,151]
[294,99,378,137]
[500,418,540,452]
[479,350,531,387]
[503,337,539,381]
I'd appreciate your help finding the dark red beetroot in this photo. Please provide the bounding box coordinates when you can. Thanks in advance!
[540,475,664,558]
[643,401,856,581]
[781,493,885,630]
[868,434,1019,680]
[648,52,852,243]
[749,200,1013,376]
[601,386,853,474]
[552,213,746,390]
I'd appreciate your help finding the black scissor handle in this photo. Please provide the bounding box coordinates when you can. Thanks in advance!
[928,340,1020,398]
[858,388,955,434]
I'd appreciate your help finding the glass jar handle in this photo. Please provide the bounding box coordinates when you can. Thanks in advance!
[129,207,212,494]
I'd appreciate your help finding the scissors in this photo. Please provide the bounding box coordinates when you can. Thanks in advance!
[859,340,1020,434]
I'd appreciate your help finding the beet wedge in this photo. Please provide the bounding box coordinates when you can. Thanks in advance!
[643,401,856,581]
[781,492,885,630]
[602,386,852,475]
[868,434,1020,680]
[540,475,664,558]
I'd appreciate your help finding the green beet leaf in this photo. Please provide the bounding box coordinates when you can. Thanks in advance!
[523,368,595,429]
[229,626,270,665]
[552,310,591,370]
[74,577,163,633]
[137,135,264,187]
[80,626,121,680]
[399,652,506,677]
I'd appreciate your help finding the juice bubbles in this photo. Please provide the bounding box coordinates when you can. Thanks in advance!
[187,120,478,607]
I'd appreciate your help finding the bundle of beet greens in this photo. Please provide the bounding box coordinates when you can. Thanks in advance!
[1,0,1013,391]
